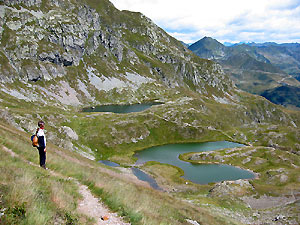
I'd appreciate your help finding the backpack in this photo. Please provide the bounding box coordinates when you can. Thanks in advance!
[31,134,39,147]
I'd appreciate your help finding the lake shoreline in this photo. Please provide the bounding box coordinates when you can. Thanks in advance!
[133,141,255,184]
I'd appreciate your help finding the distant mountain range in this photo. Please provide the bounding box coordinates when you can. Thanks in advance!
[188,37,300,108]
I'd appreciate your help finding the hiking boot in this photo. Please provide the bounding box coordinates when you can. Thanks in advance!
[41,164,47,170]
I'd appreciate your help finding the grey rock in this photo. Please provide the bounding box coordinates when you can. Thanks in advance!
[3,0,42,7]
[0,109,23,131]
[279,174,288,183]
[26,67,42,82]
[254,158,266,165]
[39,52,73,67]
[0,0,237,99]
[273,215,286,221]
[39,64,51,81]
[61,52,73,66]
[242,157,251,164]
[186,219,200,225]
[59,126,78,140]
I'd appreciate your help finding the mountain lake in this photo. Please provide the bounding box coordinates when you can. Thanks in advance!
[134,141,255,184]
[82,102,162,113]
[98,160,162,190]
[99,141,255,188]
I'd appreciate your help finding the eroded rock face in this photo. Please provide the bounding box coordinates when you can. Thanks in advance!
[3,0,42,7]
[0,1,102,82]
[38,52,74,67]
[0,0,233,99]
[0,0,297,135]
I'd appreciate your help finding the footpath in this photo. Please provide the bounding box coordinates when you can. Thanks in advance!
[1,145,130,225]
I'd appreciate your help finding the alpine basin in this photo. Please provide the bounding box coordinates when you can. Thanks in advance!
[134,141,255,184]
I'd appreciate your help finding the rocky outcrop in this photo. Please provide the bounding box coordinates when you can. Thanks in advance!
[3,0,42,7]
[0,0,298,136]
[0,1,102,81]
[208,180,254,197]
[59,126,79,141]
[38,52,70,66]
[0,0,234,101]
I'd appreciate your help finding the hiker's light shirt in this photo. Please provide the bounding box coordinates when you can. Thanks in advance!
[37,128,46,147]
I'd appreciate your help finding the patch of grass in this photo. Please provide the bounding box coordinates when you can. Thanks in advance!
[1,202,27,224]
[0,128,86,224]
[0,151,80,224]
[0,121,236,225]
[141,162,186,187]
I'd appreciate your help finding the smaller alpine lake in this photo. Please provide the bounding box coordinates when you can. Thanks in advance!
[82,102,162,113]
[98,160,162,190]
[134,141,255,184]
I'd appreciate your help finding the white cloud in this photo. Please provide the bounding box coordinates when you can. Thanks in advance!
[110,0,300,44]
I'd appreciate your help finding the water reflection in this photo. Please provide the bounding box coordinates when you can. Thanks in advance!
[135,141,255,184]
[82,103,162,113]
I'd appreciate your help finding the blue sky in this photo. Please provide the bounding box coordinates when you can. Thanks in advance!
[110,0,300,44]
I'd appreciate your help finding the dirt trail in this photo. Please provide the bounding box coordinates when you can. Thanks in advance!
[1,145,131,225]
[78,184,130,225]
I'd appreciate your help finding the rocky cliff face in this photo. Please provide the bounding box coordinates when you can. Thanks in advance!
[0,0,299,157]
[0,0,233,106]
[1,2,299,224]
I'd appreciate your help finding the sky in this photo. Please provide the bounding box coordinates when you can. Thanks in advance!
[109,0,300,44]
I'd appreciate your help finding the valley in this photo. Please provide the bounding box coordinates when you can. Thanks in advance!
[0,0,299,224]
[188,37,300,109]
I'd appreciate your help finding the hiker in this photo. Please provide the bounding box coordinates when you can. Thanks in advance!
[36,120,47,169]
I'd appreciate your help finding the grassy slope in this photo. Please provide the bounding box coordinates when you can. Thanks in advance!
[0,123,87,224]
[1,1,300,224]
[0,120,241,225]
[1,88,299,224]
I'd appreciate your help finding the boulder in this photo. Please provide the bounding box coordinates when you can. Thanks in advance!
[59,126,78,140]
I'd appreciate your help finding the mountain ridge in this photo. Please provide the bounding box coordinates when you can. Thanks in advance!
[0,0,233,106]
[189,37,300,78]
[188,37,300,105]
[0,1,300,224]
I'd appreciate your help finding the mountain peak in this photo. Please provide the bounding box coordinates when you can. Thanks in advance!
[202,36,215,41]
[190,36,224,48]
[188,37,226,60]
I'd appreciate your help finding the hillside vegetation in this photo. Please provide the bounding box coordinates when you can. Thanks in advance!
[0,121,230,225]
[0,0,300,224]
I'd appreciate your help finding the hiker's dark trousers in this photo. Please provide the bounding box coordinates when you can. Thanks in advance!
[37,147,46,167]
